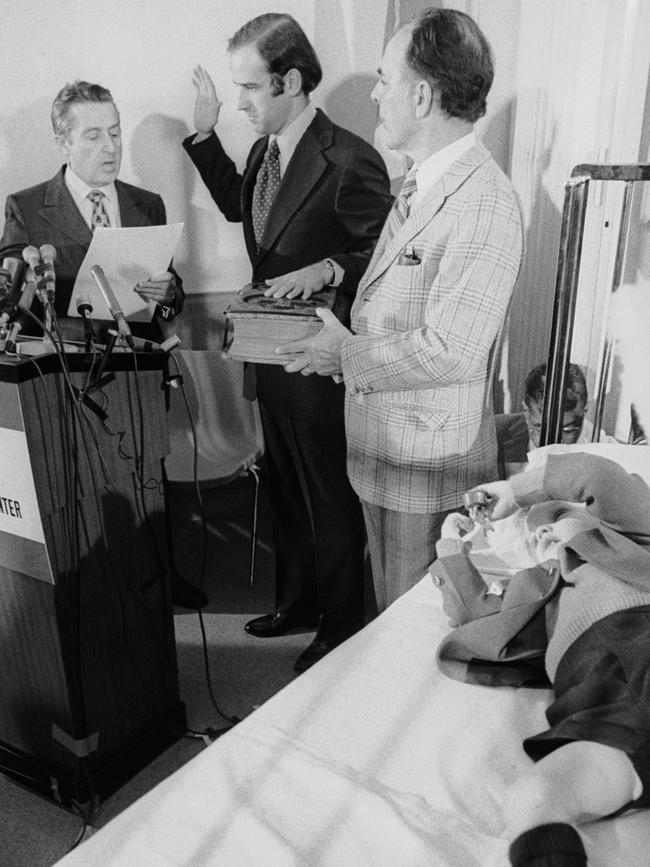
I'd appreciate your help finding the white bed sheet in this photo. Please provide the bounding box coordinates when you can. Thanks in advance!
[57,576,650,867]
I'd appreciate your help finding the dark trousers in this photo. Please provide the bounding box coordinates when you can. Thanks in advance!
[259,401,365,642]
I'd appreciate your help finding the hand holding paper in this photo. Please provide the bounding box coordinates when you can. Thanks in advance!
[68,224,184,322]
[134,272,178,306]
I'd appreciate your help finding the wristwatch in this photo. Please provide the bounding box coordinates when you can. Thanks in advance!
[322,258,336,286]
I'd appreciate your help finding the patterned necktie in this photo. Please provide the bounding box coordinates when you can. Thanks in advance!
[88,189,111,229]
[252,139,281,249]
[385,168,418,242]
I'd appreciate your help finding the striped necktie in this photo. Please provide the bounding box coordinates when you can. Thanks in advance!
[88,189,111,229]
[385,168,418,242]
[252,139,281,249]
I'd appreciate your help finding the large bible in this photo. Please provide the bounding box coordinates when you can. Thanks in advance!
[223,283,337,364]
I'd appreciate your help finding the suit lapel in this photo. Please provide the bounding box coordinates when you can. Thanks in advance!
[361,184,447,288]
[39,167,91,245]
[358,142,492,292]
[116,181,148,227]
[255,110,331,266]
[244,140,266,263]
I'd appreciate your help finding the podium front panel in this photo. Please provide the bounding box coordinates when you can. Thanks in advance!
[0,350,185,805]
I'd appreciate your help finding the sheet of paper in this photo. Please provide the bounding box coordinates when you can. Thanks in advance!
[67,223,184,322]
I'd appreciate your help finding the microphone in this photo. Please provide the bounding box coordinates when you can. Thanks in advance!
[22,245,41,271]
[76,292,96,353]
[107,328,181,353]
[21,245,49,306]
[89,265,134,349]
[4,276,38,353]
[3,257,26,300]
[1,258,26,326]
[0,268,11,309]
[38,244,56,303]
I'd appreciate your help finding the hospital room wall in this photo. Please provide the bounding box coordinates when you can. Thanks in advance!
[504,0,650,412]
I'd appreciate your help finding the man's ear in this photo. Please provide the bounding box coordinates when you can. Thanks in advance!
[414,79,434,118]
[284,68,303,97]
[55,135,70,160]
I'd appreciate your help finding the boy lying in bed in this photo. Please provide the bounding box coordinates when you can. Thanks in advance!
[429,451,650,867]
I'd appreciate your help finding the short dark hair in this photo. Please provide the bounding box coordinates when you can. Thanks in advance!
[405,8,493,123]
[51,80,116,139]
[228,13,322,96]
[524,362,588,412]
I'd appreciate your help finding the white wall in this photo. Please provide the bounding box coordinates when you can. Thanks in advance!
[506,0,650,419]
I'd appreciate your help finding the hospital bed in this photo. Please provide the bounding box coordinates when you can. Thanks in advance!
[57,443,650,867]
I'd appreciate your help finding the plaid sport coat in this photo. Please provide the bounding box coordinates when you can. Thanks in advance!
[341,142,523,512]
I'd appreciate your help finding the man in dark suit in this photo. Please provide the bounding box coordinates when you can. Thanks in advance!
[0,80,183,345]
[183,13,392,671]
[0,80,203,610]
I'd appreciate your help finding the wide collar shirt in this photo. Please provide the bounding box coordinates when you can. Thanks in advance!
[410,131,476,208]
[271,103,317,177]
[64,165,121,229]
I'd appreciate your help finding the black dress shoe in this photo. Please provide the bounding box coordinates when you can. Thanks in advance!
[170,572,208,609]
[294,638,340,673]
[245,611,319,638]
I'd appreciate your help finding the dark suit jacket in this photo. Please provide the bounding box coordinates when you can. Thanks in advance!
[183,109,392,415]
[0,166,184,343]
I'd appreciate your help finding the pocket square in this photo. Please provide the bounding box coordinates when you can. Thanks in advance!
[397,245,421,266]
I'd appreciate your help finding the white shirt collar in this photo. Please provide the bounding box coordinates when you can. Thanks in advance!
[64,164,118,208]
[271,103,317,175]
[411,132,476,204]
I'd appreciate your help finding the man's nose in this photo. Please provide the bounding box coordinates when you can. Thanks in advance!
[102,134,117,152]
[370,83,379,104]
[237,90,249,111]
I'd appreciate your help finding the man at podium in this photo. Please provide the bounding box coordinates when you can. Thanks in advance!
[0,79,184,346]
[0,80,205,610]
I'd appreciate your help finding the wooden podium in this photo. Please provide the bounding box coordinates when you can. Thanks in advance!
[0,348,185,807]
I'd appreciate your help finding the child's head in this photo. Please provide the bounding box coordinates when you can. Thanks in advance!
[488,501,601,569]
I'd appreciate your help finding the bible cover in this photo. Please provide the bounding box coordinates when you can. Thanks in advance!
[223,282,337,364]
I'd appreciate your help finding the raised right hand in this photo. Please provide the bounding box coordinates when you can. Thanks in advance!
[191,65,222,135]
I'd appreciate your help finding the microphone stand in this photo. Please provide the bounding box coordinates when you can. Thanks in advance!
[90,330,118,390]
[33,262,56,351]
[80,308,96,354]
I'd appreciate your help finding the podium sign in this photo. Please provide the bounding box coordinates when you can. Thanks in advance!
[0,386,54,583]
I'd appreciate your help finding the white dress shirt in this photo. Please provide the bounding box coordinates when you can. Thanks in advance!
[64,165,121,228]
[272,103,317,176]
[410,132,476,208]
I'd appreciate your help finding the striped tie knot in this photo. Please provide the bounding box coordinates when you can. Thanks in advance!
[385,168,418,244]
[394,168,418,223]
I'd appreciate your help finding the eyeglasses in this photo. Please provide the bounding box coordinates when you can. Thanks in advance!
[523,410,584,435]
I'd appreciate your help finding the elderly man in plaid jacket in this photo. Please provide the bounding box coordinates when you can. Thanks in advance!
[279,8,523,610]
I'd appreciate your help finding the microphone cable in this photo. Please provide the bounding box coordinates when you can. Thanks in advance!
[78,343,231,744]
[167,352,240,731]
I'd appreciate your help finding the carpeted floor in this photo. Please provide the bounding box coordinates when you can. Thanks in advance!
[0,470,326,867]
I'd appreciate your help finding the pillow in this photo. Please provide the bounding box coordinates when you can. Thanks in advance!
[528,442,650,484]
